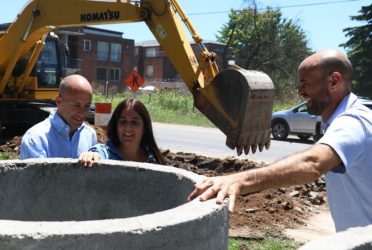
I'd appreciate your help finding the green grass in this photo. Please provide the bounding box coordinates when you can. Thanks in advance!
[229,237,299,250]
[0,152,17,160]
[272,99,303,112]
[93,91,213,127]
[94,90,304,126]
[228,230,301,250]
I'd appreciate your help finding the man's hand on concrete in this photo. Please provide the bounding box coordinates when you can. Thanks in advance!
[188,175,242,213]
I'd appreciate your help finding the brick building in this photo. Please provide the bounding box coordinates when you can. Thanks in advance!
[135,40,230,90]
[55,26,230,93]
[56,26,135,94]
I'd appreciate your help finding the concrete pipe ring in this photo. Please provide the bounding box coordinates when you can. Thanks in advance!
[0,159,228,250]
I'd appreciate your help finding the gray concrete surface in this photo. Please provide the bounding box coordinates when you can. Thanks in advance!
[301,225,372,250]
[0,159,228,250]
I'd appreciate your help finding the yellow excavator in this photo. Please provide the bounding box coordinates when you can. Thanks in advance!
[0,0,274,155]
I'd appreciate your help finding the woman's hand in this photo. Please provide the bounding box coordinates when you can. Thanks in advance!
[78,152,101,167]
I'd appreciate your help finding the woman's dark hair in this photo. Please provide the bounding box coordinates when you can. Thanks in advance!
[106,98,163,163]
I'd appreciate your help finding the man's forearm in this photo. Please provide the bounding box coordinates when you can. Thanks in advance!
[237,148,325,195]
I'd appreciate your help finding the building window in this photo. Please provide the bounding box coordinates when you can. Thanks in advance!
[145,47,156,58]
[134,47,139,58]
[110,68,121,81]
[146,65,154,77]
[96,67,107,81]
[83,40,91,51]
[97,41,108,61]
[110,43,121,62]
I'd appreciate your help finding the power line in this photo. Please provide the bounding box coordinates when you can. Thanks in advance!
[188,0,362,16]
[270,0,361,9]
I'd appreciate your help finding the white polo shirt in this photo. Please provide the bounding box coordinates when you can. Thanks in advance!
[318,93,372,232]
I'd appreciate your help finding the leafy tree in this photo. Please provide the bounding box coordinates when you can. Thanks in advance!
[341,4,372,98]
[217,4,311,100]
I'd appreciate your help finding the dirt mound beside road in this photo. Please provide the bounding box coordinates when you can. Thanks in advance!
[0,125,328,239]
[161,150,327,237]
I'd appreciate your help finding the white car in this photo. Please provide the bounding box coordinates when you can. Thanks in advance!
[271,102,322,141]
[271,97,372,141]
[138,85,157,93]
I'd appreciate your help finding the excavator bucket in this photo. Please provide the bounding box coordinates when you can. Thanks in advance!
[192,66,275,155]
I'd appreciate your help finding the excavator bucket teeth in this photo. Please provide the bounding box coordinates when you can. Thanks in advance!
[192,67,274,155]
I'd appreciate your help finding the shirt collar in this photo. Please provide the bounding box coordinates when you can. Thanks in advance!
[105,140,157,163]
[106,140,121,155]
[50,109,86,133]
[324,92,357,131]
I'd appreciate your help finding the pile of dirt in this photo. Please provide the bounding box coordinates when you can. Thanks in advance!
[161,150,327,238]
[0,125,328,238]
[0,136,22,154]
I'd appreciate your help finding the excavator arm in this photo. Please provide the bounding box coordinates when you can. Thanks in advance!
[0,0,274,154]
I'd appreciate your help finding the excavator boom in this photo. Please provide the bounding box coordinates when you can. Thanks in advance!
[0,0,274,154]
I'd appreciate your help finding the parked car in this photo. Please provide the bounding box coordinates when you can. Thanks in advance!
[271,102,322,141]
[138,85,157,93]
[271,97,372,141]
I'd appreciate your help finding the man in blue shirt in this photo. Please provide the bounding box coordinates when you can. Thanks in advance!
[188,49,372,232]
[20,74,97,159]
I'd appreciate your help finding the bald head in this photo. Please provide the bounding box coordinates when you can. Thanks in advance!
[297,50,354,122]
[299,49,353,89]
[56,74,93,133]
[59,74,93,97]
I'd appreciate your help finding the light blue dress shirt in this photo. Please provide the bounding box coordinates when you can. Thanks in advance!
[317,93,372,232]
[20,110,97,159]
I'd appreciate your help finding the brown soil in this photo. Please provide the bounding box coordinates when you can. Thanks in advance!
[0,125,328,239]
[161,150,327,239]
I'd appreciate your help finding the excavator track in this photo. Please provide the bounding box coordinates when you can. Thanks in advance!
[0,99,55,138]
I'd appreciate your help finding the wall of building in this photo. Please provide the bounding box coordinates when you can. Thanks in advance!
[135,40,230,90]
[57,27,229,94]
[57,27,135,94]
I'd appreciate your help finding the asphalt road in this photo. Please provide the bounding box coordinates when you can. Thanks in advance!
[153,123,314,164]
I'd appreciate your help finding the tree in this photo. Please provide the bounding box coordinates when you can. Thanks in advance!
[341,4,372,98]
[217,4,311,100]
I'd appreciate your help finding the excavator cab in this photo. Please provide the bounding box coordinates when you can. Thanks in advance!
[34,35,64,89]
[25,34,65,99]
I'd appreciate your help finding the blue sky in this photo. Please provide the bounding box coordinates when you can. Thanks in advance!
[1,0,370,53]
